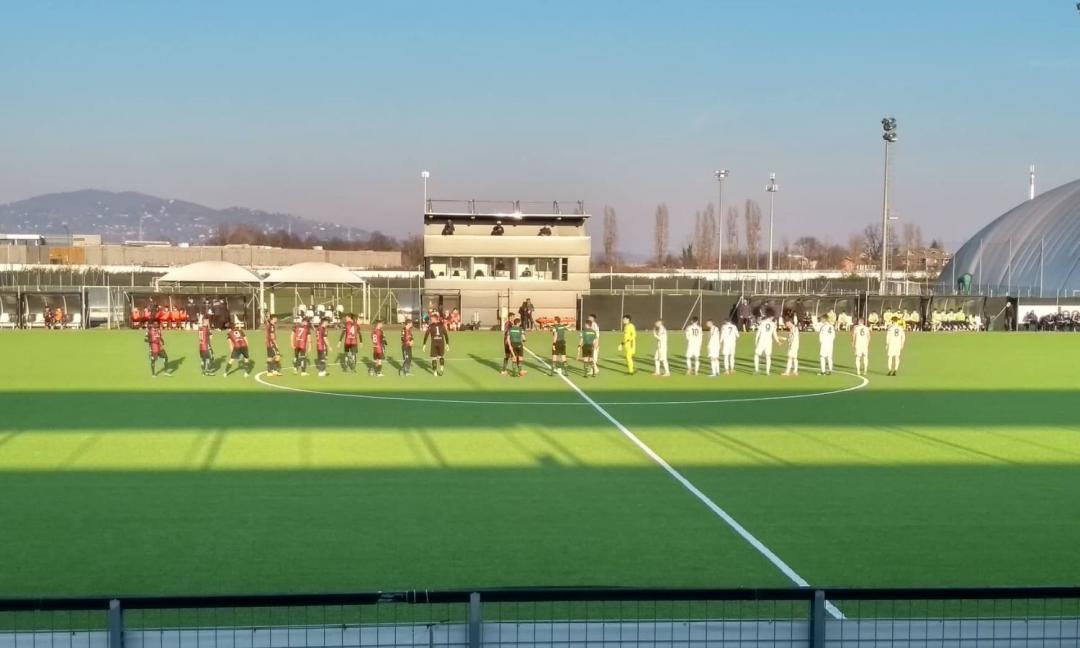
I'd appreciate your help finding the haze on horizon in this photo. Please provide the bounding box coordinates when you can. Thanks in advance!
[1,1,1078,254]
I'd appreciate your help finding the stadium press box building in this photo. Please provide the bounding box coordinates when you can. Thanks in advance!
[422,201,590,326]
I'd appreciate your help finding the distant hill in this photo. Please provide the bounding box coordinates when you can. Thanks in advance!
[0,189,368,244]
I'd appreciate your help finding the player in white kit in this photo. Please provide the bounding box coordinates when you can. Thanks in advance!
[719,319,740,375]
[885,316,906,376]
[706,320,721,377]
[782,319,800,376]
[754,315,780,375]
[684,316,703,375]
[588,314,601,374]
[652,320,670,376]
[851,317,871,376]
[817,319,836,375]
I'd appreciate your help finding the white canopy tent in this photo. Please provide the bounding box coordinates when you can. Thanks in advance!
[153,261,263,327]
[261,262,369,321]
[158,261,262,285]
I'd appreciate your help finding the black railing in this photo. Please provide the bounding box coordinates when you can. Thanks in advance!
[2,587,1080,647]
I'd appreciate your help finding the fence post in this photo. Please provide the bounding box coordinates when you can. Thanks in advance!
[809,590,825,648]
[108,599,123,648]
[468,591,482,648]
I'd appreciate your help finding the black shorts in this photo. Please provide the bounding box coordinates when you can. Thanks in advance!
[344,343,357,353]
[373,350,384,360]
[553,341,566,356]
[581,344,594,357]
[200,349,212,360]
[293,347,306,356]
[150,350,166,360]
[266,345,279,358]
[511,344,524,358]
[431,341,445,357]
[231,347,249,360]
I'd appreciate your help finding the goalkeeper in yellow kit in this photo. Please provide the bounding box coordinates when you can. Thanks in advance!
[617,314,637,375]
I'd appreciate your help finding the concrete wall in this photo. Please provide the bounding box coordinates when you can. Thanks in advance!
[66,245,401,269]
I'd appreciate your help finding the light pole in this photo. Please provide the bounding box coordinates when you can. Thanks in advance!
[766,172,779,273]
[714,169,728,281]
[880,117,898,295]
[421,170,430,213]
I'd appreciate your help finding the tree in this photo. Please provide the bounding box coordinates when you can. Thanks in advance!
[693,203,716,269]
[400,234,424,268]
[863,223,899,265]
[680,243,695,268]
[653,203,670,267]
[744,200,762,269]
[725,206,739,269]
[602,205,619,265]
[793,236,823,262]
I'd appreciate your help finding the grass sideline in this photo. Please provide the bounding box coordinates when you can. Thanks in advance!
[0,328,1078,597]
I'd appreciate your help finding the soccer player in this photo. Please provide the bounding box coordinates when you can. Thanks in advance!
[399,317,414,376]
[197,316,214,375]
[503,316,526,377]
[340,313,361,372]
[817,318,836,375]
[618,314,636,375]
[145,320,171,377]
[291,318,311,376]
[684,316,703,375]
[754,315,780,375]
[315,319,333,377]
[588,313,601,374]
[720,318,739,375]
[369,319,386,377]
[550,316,570,376]
[782,318,800,376]
[224,323,252,378]
[652,320,670,376]
[706,320,721,377]
[851,317,871,376]
[265,315,282,377]
[885,316,906,376]
[579,319,599,377]
[423,312,450,376]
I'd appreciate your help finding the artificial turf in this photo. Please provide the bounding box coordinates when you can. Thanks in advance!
[0,327,1077,597]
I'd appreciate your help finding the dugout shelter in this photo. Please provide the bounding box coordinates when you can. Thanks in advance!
[261,262,368,324]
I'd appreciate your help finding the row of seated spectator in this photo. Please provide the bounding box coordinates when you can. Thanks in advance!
[929,310,983,331]
[132,299,236,330]
[1022,310,1080,331]
[440,221,553,236]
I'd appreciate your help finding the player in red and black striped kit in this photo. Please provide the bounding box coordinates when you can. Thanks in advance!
[198,316,214,375]
[145,320,172,377]
[422,312,450,377]
[224,324,252,378]
[265,315,282,376]
[368,319,386,377]
[315,319,333,377]
[398,318,414,376]
[339,314,362,372]
[292,319,311,376]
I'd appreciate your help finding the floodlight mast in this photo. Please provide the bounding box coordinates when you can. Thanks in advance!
[880,118,898,295]
[1029,164,1036,201]
[766,173,779,273]
[421,170,430,213]
[715,169,729,281]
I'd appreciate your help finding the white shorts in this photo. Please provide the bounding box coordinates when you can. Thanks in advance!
[755,345,773,356]
[721,346,736,356]
[820,351,834,359]
[686,347,701,358]
[854,346,869,357]
[887,348,902,358]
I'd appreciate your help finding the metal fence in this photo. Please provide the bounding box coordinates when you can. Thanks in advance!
[2,588,1079,648]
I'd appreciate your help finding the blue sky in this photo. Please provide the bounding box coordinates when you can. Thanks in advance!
[1,1,1078,252]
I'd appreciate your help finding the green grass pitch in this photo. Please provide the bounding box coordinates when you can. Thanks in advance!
[0,327,1078,597]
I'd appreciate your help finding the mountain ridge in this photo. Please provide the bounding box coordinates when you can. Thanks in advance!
[0,189,369,244]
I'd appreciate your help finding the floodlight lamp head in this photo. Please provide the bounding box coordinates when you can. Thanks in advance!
[421,170,430,179]
[715,169,729,180]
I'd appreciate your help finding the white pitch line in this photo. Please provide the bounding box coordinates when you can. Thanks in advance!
[525,349,845,620]
[254,369,868,407]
